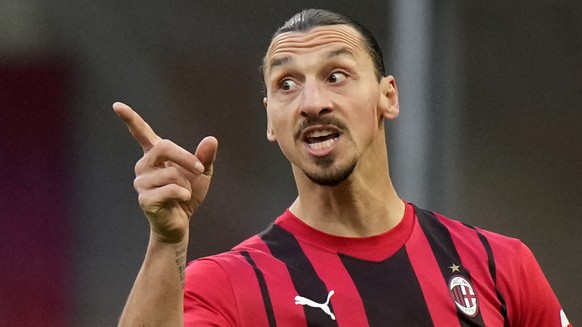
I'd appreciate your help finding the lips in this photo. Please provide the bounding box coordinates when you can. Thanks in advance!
[301,126,341,152]
[303,128,340,150]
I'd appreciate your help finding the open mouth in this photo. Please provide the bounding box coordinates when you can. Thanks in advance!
[304,128,340,150]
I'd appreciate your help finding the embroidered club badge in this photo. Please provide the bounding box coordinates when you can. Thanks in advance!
[449,276,479,317]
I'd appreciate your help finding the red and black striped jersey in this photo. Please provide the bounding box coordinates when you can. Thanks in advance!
[184,203,570,326]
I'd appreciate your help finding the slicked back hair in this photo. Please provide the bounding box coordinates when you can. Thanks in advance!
[261,8,386,88]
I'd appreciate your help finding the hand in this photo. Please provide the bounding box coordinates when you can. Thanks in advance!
[113,102,218,243]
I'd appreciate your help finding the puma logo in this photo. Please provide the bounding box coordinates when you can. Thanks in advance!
[294,290,336,321]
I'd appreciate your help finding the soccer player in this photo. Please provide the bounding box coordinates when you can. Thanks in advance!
[114,9,571,327]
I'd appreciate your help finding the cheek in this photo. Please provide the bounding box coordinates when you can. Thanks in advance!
[357,92,380,121]
[268,111,283,134]
[365,92,384,126]
[267,109,294,142]
[269,114,300,162]
[348,98,382,140]
[362,115,380,139]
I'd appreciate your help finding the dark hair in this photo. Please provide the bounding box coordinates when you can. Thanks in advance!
[261,9,386,83]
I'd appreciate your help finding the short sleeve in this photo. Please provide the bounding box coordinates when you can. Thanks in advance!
[511,242,567,326]
[184,258,238,326]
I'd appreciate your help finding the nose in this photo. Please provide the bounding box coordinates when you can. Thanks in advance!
[299,80,333,118]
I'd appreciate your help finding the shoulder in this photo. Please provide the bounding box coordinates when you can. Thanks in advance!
[184,254,239,326]
[412,205,535,281]
[183,236,268,327]
[413,206,564,324]
[185,231,278,300]
[184,232,284,326]
[414,205,524,255]
[186,234,266,278]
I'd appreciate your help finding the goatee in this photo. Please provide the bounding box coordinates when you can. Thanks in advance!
[305,156,357,187]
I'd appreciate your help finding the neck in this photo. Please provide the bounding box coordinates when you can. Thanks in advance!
[290,138,404,237]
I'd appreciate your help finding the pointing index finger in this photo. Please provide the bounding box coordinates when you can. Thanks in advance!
[113,102,161,152]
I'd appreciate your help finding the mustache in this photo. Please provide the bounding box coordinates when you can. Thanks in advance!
[294,116,348,141]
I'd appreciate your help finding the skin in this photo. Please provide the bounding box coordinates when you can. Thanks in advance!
[114,102,218,326]
[116,24,402,326]
[264,25,404,236]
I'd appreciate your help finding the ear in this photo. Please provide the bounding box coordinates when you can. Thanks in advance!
[264,97,277,142]
[379,75,400,120]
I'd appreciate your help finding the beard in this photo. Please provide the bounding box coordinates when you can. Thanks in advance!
[294,115,356,186]
[304,154,357,186]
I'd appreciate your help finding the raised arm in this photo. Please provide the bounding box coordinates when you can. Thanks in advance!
[113,102,218,326]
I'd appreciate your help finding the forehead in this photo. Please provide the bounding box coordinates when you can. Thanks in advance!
[264,25,369,73]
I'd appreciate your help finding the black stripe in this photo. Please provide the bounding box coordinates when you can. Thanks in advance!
[260,224,338,327]
[240,250,277,327]
[340,247,433,326]
[415,206,486,326]
[463,224,509,326]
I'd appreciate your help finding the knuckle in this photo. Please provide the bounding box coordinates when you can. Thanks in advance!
[134,156,148,174]
[164,166,181,182]
[165,184,182,197]
[156,139,174,151]
[163,184,190,202]
[137,193,150,208]
[133,176,142,191]
[147,139,176,167]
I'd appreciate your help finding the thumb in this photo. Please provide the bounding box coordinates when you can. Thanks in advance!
[195,136,218,176]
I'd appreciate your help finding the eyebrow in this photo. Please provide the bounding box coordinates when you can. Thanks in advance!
[325,47,355,60]
[268,56,292,74]
[267,46,356,75]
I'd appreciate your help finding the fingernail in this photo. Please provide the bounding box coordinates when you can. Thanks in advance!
[194,162,205,174]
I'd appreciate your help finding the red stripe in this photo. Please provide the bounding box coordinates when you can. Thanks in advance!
[299,241,369,326]
[249,237,308,326]
[407,214,461,327]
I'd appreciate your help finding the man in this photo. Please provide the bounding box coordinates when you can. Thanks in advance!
[114,9,570,327]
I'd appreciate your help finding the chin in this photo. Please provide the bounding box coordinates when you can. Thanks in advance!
[305,158,357,187]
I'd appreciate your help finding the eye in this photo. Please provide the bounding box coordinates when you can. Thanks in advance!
[328,71,347,84]
[280,79,298,91]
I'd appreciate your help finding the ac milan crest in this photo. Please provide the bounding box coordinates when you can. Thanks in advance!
[449,276,479,317]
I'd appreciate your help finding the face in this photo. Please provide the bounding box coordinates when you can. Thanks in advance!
[263,25,398,186]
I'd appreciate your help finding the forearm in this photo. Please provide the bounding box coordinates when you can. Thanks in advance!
[113,102,217,326]
[118,233,188,327]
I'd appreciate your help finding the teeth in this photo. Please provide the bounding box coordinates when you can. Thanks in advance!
[308,137,337,149]
[306,129,334,138]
